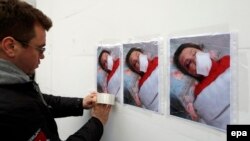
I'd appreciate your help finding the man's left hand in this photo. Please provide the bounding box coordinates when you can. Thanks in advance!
[82,92,97,109]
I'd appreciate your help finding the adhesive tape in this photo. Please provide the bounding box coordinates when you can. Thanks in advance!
[96,93,115,105]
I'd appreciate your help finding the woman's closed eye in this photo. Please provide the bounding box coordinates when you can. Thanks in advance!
[184,59,191,69]
[133,60,139,69]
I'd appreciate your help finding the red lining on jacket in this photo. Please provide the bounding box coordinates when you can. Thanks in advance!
[107,59,120,83]
[194,55,230,97]
[139,57,158,89]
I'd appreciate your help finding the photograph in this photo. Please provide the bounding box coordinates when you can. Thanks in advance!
[97,45,122,102]
[169,33,231,130]
[123,40,159,112]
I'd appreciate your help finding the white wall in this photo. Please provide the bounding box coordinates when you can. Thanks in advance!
[35,0,250,140]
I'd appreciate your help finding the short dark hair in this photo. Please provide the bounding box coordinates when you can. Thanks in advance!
[98,50,110,71]
[173,43,202,77]
[125,47,144,76]
[0,0,52,43]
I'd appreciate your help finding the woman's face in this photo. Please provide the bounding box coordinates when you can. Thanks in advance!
[100,52,109,70]
[128,50,142,73]
[178,47,201,77]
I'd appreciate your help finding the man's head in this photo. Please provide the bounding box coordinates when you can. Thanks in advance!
[98,50,111,73]
[125,47,145,76]
[0,0,52,75]
[173,43,204,80]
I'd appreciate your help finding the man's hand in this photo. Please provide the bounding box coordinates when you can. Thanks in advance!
[91,104,112,125]
[82,92,97,109]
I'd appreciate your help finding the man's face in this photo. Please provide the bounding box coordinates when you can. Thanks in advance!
[100,52,109,70]
[14,24,46,75]
[178,47,201,77]
[128,50,142,73]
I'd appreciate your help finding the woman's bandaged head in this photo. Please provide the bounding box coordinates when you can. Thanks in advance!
[196,51,212,76]
[139,54,148,72]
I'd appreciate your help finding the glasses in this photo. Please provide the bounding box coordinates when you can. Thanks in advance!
[14,38,46,54]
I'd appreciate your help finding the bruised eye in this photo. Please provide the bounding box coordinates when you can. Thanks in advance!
[101,59,107,68]
[184,59,191,69]
[132,60,138,69]
[104,62,107,68]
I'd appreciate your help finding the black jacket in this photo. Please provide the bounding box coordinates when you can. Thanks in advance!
[0,81,103,141]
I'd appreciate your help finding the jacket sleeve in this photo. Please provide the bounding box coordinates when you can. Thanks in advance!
[42,94,84,118]
[66,117,104,141]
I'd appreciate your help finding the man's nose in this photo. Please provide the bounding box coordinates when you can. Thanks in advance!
[40,53,45,59]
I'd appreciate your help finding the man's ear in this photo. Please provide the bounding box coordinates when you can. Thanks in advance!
[0,37,16,57]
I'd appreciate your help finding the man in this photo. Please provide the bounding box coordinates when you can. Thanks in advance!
[125,47,159,112]
[173,43,230,130]
[0,0,111,140]
[98,49,121,97]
